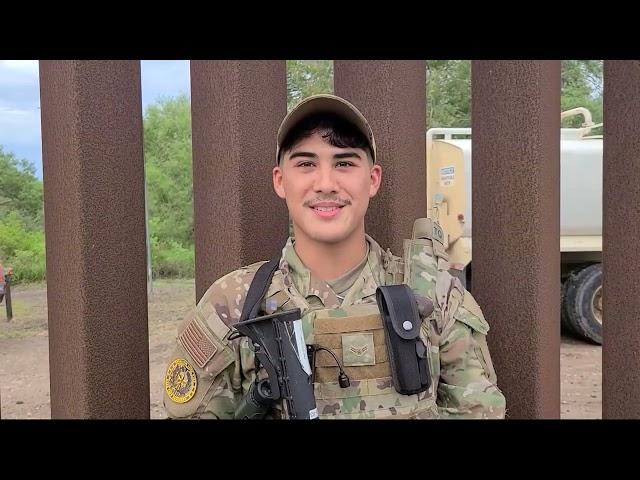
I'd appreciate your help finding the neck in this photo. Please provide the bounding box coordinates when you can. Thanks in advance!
[292,226,368,282]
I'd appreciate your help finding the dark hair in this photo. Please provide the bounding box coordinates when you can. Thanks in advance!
[278,112,373,164]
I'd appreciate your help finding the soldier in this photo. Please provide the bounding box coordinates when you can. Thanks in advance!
[163,94,506,419]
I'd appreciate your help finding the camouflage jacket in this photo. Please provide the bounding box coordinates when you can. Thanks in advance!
[163,234,506,419]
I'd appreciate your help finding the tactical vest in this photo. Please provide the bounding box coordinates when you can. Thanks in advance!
[254,218,455,419]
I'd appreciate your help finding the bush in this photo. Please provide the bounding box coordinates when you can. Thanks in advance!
[10,249,46,282]
[151,237,194,278]
[0,212,46,283]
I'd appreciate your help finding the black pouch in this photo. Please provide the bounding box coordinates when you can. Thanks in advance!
[376,284,431,395]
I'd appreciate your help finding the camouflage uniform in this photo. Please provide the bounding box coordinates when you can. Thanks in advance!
[163,228,506,419]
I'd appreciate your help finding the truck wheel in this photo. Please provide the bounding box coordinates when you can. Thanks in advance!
[560,279,578,337]
[562,263,602,345]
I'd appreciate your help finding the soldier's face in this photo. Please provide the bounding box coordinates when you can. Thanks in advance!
[273,132,382,245]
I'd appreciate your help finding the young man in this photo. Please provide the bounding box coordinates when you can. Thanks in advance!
[163,94,506,419]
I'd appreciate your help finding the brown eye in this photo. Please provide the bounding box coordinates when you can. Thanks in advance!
[336,161,354,168]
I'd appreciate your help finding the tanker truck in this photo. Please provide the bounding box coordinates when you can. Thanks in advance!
[427,107,603,344]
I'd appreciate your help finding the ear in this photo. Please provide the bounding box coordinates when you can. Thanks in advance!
[273,165,286,199]
[369,164,382,197]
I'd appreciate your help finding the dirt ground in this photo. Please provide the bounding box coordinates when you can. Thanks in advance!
[0,280,602,419]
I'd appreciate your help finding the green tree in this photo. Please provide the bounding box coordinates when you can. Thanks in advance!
[0,148,45,282]
[287,60,333,111]
[143,95,195,277]
[144,96,194,246]
[426,60,604,130]
[426,60,472,129]
[0,147,43,229]
[561,60,603,128]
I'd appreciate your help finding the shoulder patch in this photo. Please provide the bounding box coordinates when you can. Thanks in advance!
[178,317,218,369]
[432,221,445,245]
[165,358,198,403]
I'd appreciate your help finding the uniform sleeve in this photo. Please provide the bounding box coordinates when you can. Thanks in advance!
[163,267,261,419]
[436,291,506,419]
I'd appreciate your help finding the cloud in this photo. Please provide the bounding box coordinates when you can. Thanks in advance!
[0,108,41,145]
[0,61,40,93]
[0,60,40,112]
[0,60,39,74]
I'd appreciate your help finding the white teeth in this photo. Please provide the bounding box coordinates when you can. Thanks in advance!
[314,206,338,212]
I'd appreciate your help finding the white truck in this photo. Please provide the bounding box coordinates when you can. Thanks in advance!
[427,108,603,344]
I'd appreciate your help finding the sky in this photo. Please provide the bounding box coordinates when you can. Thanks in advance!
[0,60,191,179]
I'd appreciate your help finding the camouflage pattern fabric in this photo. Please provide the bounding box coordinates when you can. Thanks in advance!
[163,227,506,419]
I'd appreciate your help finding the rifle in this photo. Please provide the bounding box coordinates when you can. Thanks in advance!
[230,258,318,420]
[231,308,317,419]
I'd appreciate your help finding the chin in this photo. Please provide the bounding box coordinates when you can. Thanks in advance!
[298,224,352,245]
[311,232,349,244]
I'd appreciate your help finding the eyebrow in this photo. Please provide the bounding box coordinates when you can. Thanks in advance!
[334,152,363,160]
[288,151,317,160]
[288,151,363,161]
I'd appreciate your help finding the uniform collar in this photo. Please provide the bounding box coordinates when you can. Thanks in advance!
[279,234,387,308]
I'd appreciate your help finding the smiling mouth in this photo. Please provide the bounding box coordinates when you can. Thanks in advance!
[310,204,344,218]
[312,205,343,211]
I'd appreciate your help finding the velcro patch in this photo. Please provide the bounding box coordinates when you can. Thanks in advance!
[432,222,444,244]
[342,332,376,366]
[178,318,218,369]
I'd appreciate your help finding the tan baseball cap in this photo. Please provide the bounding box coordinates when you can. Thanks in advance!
[276,94,377,164]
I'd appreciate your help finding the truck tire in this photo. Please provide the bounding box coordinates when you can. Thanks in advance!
[562,263,602,345]
[560,279,578,337]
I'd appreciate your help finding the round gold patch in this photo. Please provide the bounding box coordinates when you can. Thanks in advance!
[165,358,197,403]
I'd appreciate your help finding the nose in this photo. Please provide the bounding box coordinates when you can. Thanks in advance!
[313,162,338,194]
